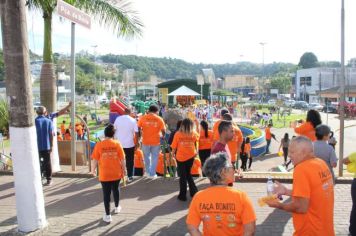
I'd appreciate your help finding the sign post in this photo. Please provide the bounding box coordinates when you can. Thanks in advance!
[57,0,91,171]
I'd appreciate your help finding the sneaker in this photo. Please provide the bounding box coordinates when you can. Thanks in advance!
[151,174,157,179]
[44,180,52,186]
[114,206,122,214]
[177,195,187,201]
[102,214,112,223]
[127,177,133,183]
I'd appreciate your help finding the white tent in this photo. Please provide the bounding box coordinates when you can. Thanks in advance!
[168,85,200,96]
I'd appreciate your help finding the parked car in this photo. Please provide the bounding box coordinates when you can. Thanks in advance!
[284,99,296,107]
[308,103,323,111]
[99,98,109,105]
[267,99,276,105]
[322,102,338,113]
[293,101,309,109]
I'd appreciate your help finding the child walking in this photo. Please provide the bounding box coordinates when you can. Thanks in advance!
[91,124,126,223]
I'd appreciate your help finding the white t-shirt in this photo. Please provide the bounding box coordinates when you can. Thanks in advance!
[113,115,138,148]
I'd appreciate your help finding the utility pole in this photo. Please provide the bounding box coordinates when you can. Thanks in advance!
[339,0,345,177]
[0,0,46,231]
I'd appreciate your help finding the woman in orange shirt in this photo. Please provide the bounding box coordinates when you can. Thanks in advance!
[171,118,199,201]
[91,124,126,223]
[293,109,322,142]
[240,137,251,171]
[187,152,256,235]
[198,120,213,169]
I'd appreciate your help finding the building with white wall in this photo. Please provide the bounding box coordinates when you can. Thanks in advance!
[296,67,356,103]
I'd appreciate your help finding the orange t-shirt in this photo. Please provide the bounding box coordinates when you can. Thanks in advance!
[227,126,244,162]
[187,186,256,236]
[199,130,214,150]
[156,153,165,175]
[242,143,251,155]
[294,121,316,142]
[292,158,334,236]
[265,127,272,140]
[64,133,71,141]
[171,131,199,162]
[76,124,83,136]
[191,157,202,175]
[134,148,144,168]
[60,124,65,135]
[137,113,166,145]
[91,139,125,182]
[212,120,222,142]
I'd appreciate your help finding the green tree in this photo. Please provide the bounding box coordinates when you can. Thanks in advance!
[270,73,292,94]
[298,52,319,69]
[26,0,143,112]
[0,49,4,81]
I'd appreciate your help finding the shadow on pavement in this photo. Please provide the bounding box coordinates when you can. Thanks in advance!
[46,189,102,217]
[104,195,189,236]
[151,216,186,236]
[46,178,99,196]
[256,203,292,235]
[0,181,14,192]
[60,219,122,236]
[0,193,15,201]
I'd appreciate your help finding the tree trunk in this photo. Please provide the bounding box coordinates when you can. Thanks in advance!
[40,12,56,112]
[0,0,46,232]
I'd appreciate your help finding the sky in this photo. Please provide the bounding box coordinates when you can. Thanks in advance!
[21,0,356,64]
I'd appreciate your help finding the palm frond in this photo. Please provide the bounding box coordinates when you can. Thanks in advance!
[72,0,143,39]
[26,0,56,14]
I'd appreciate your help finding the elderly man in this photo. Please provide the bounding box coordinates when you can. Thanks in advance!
[187,152,256,236]
[114,107,139,181]
[35,106,54,186]
[266,136,335,236]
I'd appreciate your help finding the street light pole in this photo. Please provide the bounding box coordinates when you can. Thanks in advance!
[339,0,345,177]
[91,45,97,118]
[260,42,267,101]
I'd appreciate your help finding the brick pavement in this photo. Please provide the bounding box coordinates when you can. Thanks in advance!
[0,176,352,236]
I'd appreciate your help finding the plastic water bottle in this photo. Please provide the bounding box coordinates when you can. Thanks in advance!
[267,176,274,196]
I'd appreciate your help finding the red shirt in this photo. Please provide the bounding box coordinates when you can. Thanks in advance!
[211,142,231,161]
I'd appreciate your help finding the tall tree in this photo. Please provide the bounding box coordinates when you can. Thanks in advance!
[0,0,46,232]
[298,52,319,69]
[26,0,143,112]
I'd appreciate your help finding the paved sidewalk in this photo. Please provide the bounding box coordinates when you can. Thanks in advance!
[0,176,352,236]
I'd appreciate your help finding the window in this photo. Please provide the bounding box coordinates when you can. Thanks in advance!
[300,77,312,86]
[349,97,353,102]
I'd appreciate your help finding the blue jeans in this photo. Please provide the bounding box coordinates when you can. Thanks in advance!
[142,144,161,176]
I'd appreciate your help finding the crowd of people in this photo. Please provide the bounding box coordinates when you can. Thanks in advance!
[34,100,355,235]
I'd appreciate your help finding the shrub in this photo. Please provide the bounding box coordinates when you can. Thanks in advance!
[0,98,9,137]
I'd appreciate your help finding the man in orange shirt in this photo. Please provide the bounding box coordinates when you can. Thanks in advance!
[212,108,230,142]
[266,136,335,236]
[137,105,166,178]
[222,113,243,167]
[134,146,144,176]
[60,120,66,139]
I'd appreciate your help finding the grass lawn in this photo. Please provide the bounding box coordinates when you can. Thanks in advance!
[272,113,307,128]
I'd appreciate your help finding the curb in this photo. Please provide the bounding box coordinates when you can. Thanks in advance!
[1,170,353,184]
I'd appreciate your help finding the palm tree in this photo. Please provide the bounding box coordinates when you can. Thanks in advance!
[0,0,46,232]
[26,0,143,112]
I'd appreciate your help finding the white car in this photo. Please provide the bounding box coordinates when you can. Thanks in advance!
[308,103,323,111]
[284,99,296,107]
[267,99,276,105]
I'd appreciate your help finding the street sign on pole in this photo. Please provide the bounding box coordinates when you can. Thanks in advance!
[57,0,91,29]
[56,0,91,171]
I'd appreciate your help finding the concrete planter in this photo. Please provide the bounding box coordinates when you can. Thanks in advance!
[239,125,266,157]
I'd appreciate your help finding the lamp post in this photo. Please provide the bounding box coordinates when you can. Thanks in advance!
[91,45,97,118]
[260,42,267,101]
[339,0,345,177]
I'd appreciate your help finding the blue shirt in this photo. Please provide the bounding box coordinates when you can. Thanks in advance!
[35,115,53,151]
